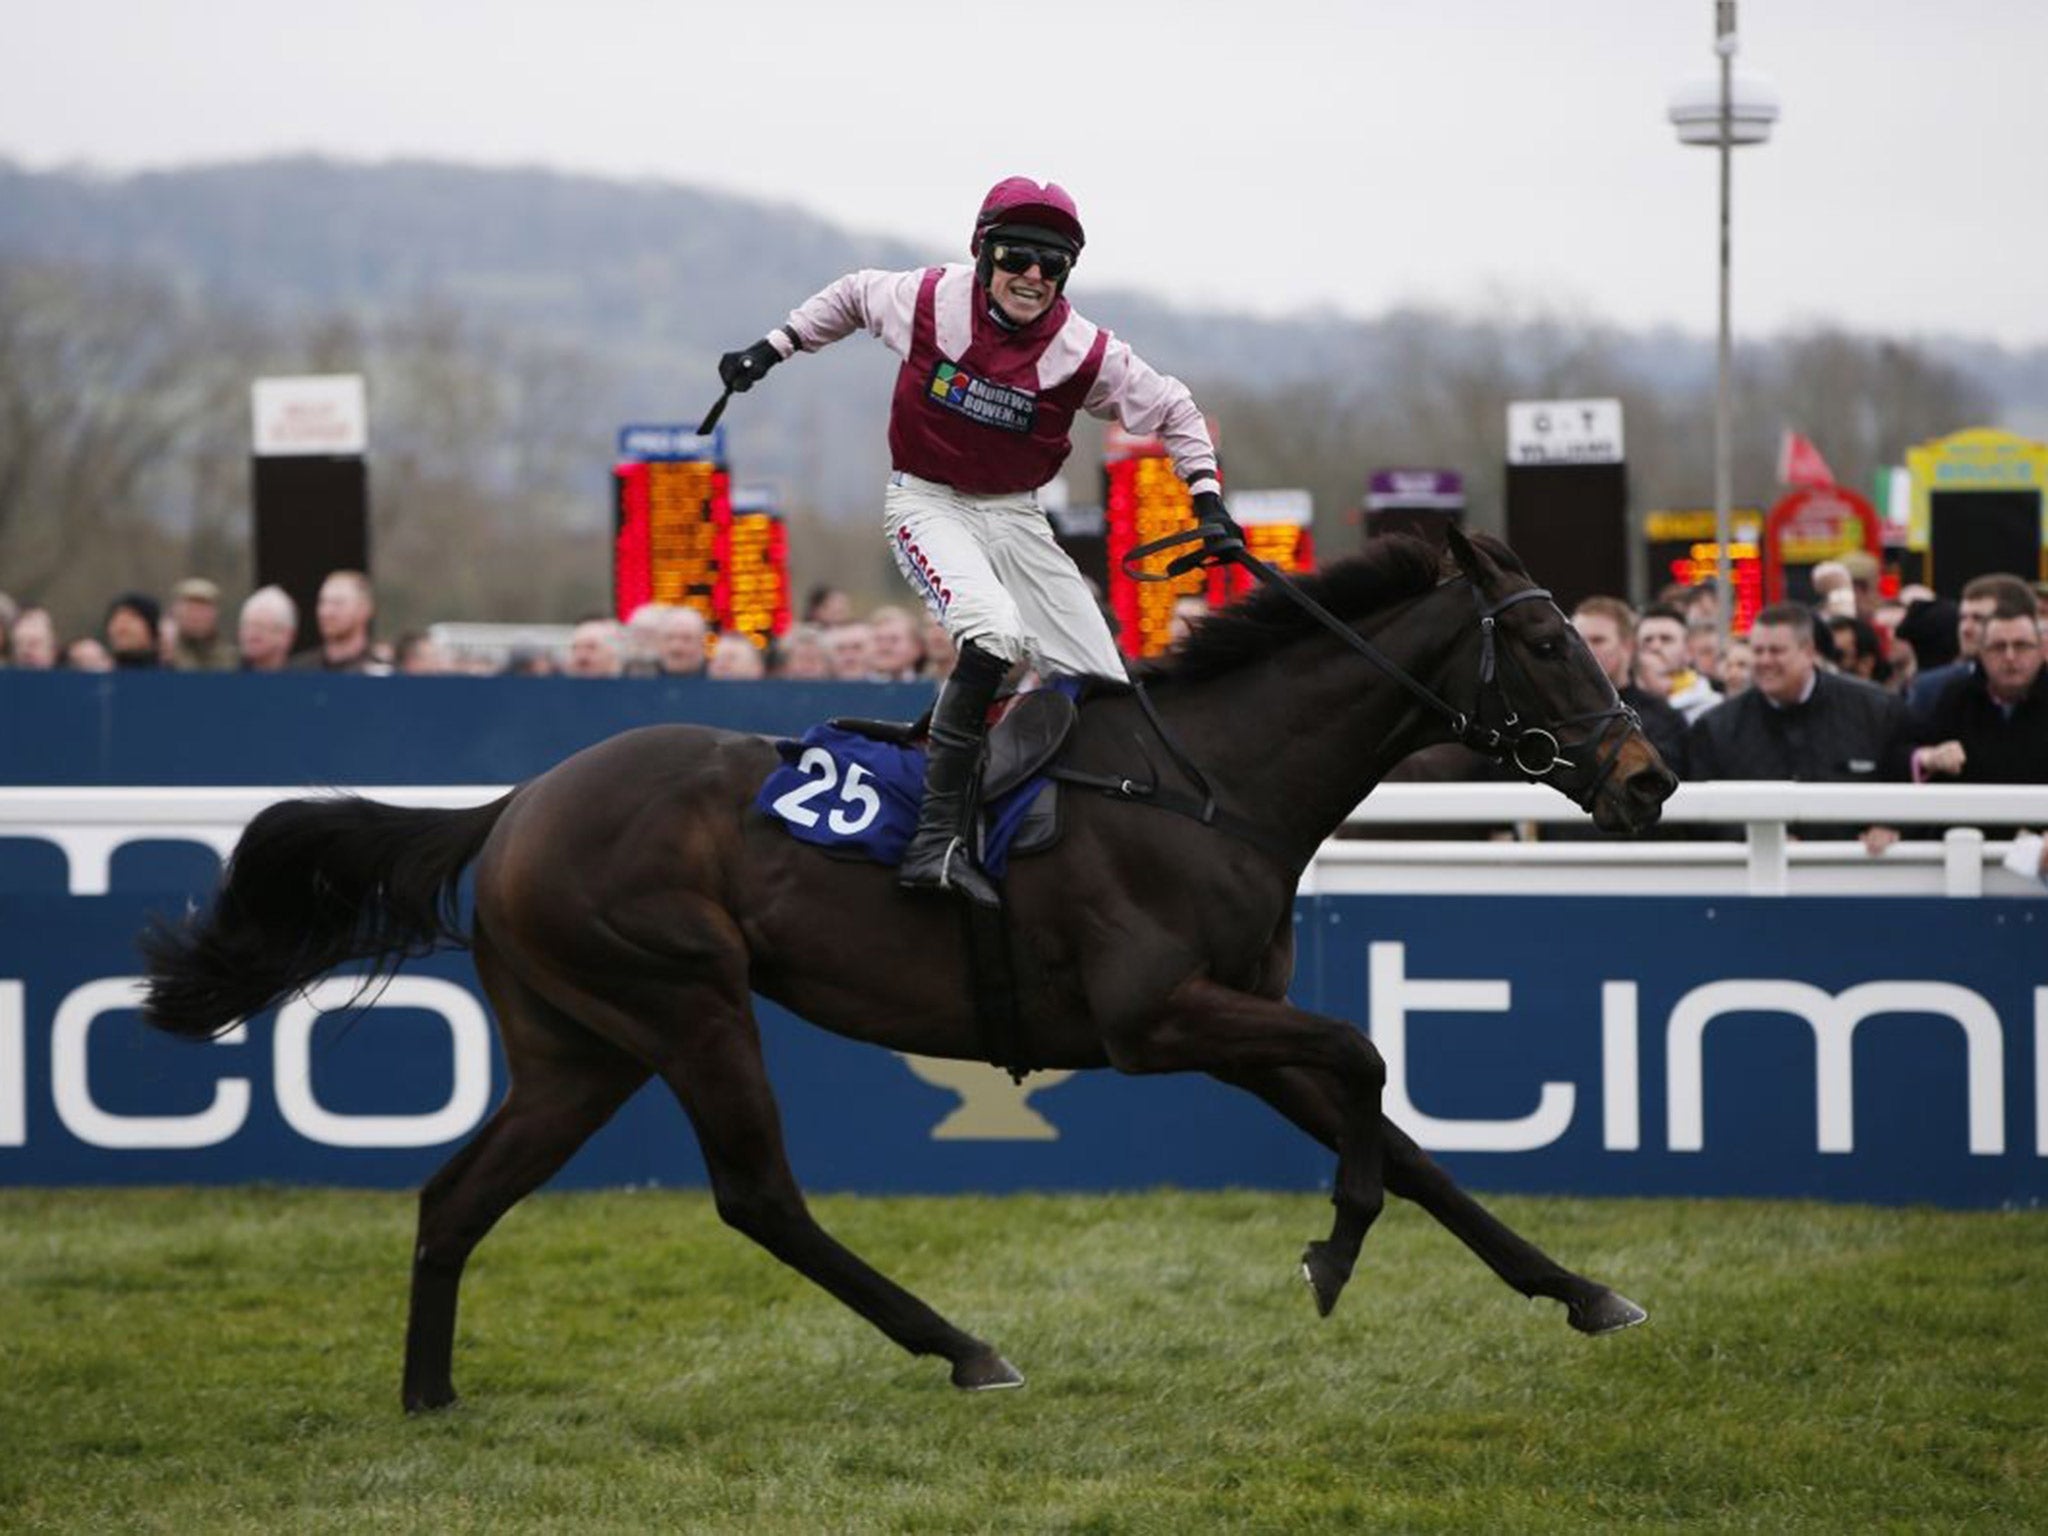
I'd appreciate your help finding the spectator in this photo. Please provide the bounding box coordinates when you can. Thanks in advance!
[920,617,957,680]
[10,607,58,670]
[1572,596,1689,777]
[1827,614,1890,685]
[1809,559,1856,618]
[167,578,235,671]
[772,624,834,680]
[64,637,114,672]
[1167,595,1211,650]
[563,617,624,678]
[396,631,450,675]
[292,570,390,674]
[867,604,925,681]
[1687,602,1911,784]
[707,632,768,680]
[1685,619,1723,685]
[503,646,556,678]
[1908,575,2032,724]
[1679,583,1719,630]
[237,586,299,672]
[103,592,162,669]
[1721,635,1754,696]
[1635,604,1720,723]
[1838,550,1881,619]
[826,622,874,681]
[803,585,855,628]
[654,606,710,678]
[1912,603,2047,785]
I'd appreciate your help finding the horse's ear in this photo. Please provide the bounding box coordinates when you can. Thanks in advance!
[1442,521,1485,581]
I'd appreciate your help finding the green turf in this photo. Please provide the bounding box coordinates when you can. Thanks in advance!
[0,1187,2040,1533]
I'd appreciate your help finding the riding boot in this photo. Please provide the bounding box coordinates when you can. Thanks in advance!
[898,641,1006,909]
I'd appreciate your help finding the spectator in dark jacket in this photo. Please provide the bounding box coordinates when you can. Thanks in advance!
[1907,574,2033,725]
[1912,608,2048,785]
[1688,603,1912,784]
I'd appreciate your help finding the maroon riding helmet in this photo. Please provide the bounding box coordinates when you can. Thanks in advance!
[971,176,1085,293]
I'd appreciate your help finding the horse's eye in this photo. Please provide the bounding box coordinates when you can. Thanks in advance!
[1532,639,1563,661]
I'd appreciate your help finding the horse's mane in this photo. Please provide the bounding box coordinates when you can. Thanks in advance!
[1134,532,1524,686]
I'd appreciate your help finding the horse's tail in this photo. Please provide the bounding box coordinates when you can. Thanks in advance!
[140,791,517,1041]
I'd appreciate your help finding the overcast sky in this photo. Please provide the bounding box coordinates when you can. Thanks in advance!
[5,1,2043,343]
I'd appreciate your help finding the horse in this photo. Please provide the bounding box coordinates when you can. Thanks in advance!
[141,526,1676,1412]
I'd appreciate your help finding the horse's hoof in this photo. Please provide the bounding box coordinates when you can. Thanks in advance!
[1299,1240,1352,1319]
[403,1386,460,1415]
[951,1350,1024,1392]
[1567,1287,1648,1336]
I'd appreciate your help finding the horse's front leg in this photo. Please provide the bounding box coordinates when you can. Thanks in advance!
[1106,975,1384,1317]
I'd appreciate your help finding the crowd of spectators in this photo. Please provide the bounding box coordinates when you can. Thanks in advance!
[5,559,2043,796]
[0,576,963,686]
[1559,557,2048,792]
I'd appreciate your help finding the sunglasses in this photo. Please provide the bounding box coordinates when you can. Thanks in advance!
[989,242,1074,281]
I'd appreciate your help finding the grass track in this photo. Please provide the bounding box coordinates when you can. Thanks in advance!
[1,1187,2041,1533]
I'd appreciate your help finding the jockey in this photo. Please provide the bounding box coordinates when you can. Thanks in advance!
[717,175,1239,907]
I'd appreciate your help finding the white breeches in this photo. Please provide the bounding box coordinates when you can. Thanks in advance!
[883,472,1127,681]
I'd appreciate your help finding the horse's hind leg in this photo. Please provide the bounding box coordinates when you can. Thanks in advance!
[546,961,1021,1391]
[1220,1065,1646,1335]
[403,932,650,1412]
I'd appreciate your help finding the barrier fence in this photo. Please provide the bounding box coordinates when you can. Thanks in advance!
[0,675,2042,1207]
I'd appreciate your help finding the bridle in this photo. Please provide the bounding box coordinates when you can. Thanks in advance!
[1124,530,1643,809]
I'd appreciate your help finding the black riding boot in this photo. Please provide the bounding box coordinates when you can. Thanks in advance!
[898,641,1006,909]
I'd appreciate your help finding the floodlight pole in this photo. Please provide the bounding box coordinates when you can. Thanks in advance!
[1713,0,1736,659]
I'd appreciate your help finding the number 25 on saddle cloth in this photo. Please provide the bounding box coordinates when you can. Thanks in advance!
[753,702,1065,878]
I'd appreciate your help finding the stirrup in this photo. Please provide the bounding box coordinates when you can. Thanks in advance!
[900,836,1001,909]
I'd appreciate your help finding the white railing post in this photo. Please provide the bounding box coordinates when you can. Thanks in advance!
[1944,828,1985,898]
[1746,818,1789,895]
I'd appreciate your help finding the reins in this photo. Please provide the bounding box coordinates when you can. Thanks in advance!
[1120,525,1640,803]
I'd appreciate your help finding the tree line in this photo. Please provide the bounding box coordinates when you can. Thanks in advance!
[0,255,1995,641]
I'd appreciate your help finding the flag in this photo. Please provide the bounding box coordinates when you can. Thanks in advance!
[1777,430,1836,489]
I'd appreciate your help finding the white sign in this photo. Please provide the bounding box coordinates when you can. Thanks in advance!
[251,374,368,457]
[1507,398,1624,467]
[1230,488,1314,527]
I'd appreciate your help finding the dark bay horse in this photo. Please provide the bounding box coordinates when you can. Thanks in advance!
[142,527,1676,1411]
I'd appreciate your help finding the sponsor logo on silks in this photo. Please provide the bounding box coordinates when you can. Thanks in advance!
[895,526,953,613]
[926,361,1036,435]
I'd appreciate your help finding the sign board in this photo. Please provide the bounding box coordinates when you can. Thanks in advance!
[1644,508,1765,631]
[251,375,368,458]
[1764,485,1883,604]
[1507,399,1624,467]
[1365,469,1464,511]
[2,878,2040,1209]
[1903,428,2048,594]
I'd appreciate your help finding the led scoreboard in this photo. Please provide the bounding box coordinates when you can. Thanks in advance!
[1643,509,1764,632]
[720,487,793,647]
[1220,488,1315,602]
[612,425,790,648]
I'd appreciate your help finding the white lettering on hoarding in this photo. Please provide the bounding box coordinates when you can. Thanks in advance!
[1666,981,2005,1155]
[1602,982,1640,1151]
[1368,943,1576,1152]
[273,977,492,1149]
[1,982,22,1147]
[52,978,251,1150]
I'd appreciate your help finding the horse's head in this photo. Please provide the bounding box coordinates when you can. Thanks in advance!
[1439,525,1678,834]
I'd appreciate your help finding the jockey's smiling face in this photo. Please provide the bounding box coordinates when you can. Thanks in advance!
[988,261,1057,326]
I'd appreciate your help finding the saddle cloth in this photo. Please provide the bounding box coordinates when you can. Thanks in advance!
[754,685,1075,877]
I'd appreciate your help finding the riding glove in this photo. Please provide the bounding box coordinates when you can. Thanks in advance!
[1192,491,1245,554]
[718,339,783,393]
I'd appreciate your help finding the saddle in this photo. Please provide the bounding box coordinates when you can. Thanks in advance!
[830,686,1077,860]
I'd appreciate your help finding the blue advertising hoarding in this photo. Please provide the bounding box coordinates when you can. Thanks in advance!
[1,888,2038,1208]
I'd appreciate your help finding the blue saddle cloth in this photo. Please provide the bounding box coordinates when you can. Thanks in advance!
[754,726,1051,878]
